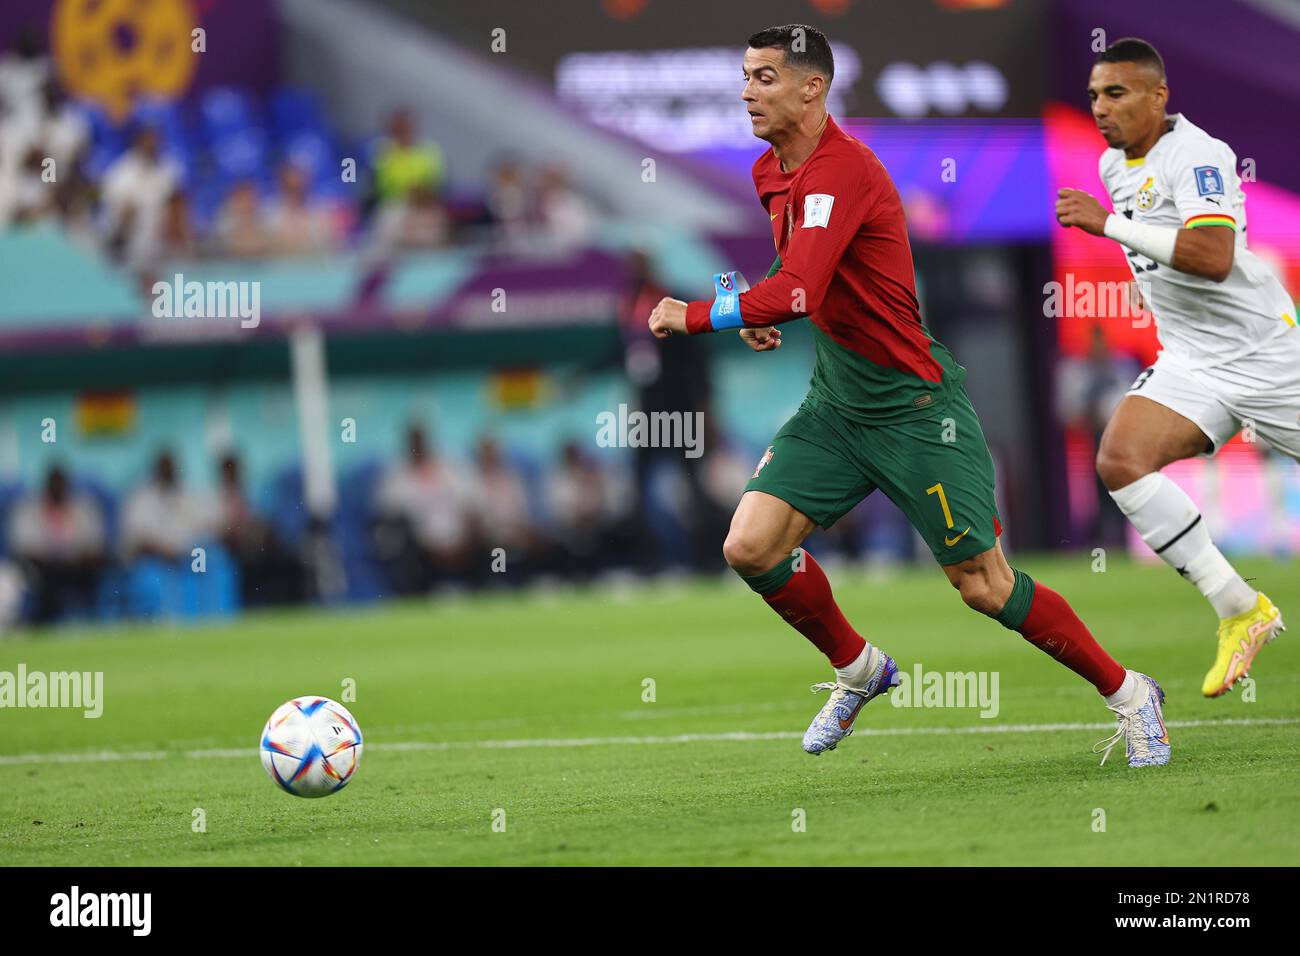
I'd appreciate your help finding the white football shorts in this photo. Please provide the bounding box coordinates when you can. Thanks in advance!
[1126,327,1300,459]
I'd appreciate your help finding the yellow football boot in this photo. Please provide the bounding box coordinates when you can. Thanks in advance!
[1202,592,1284,698]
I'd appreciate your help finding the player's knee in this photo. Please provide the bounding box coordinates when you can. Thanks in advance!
[1095,443,1148,492]
[722,529,778,577]
[955,573,1003,616]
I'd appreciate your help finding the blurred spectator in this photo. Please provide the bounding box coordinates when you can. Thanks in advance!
[0,561,25,632]
[265,163,337,256]
[101,125,182,273]
[216,179,272,258]
[0,126,51,226]
[372,182,451,252]
[487,156,532,242]
[537,164,596,246]
[694,414,752,567]
[214,453,303,606]
[159,187,198,259]
[618,249,713,408]
[373,425,476,591]
[0,26,50,123]
[373,108,444,202]
[121,452,213,564]
[700,436,751,511]
[7,466,107,624]
[52,171,98,247]
[33,81,89,176]
[545,440,636,579]
[468,436,547,581]
[617,249,715,569]
[0,80,89,227]
[1056,324,1143,546]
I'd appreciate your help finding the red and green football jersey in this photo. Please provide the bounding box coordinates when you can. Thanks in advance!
[685,115,965,425]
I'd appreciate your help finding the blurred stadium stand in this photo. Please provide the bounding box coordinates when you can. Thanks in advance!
[0,0,1296,629]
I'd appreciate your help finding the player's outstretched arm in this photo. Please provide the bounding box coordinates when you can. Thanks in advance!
[647,297,688,338]
[646,297,782,351]
[1056,187,1235,283]
[669,157,874,337]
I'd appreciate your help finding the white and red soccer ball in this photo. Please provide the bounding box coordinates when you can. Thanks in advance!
[260,696,363,797]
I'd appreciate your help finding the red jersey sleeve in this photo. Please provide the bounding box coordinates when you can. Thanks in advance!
[684,150,878,334]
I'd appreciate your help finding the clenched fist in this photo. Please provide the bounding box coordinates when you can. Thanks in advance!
[739,326,781,352]
[648,297,688,338]
[1055,188,1109,236]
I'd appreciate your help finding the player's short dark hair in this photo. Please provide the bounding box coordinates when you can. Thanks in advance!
[1095,38,1166,81]
[747,24,834,83]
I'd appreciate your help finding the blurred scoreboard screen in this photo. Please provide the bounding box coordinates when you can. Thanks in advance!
[399,0,1047,123]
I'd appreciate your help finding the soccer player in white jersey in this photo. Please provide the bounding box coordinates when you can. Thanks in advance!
[1056,38,1296,697]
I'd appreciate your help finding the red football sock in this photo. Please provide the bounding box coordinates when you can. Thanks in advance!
[761,551,866,667]
[1018,583,1125,696]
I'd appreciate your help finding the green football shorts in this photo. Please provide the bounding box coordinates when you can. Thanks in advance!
[745,388,1001,565]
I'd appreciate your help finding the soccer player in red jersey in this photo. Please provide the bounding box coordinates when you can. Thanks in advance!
[647,24,1170,767]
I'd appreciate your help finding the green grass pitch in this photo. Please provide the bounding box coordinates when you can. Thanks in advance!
[2,554,1297,866]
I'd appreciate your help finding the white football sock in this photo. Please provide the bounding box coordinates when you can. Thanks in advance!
[1109,473,1257,619]
[1103,669,1140,710]
[835,644,880,690]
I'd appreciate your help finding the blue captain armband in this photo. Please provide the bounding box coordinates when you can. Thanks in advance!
[709,271,745,331]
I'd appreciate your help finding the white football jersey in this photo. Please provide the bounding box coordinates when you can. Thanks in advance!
[1099,113,1296,368]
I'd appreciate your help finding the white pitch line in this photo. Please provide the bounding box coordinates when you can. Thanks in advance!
[0,717,1296,767]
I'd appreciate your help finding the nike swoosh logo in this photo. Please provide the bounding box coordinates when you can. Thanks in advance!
[770,212,779,221]
[944,527,971,547]
[838,695,867,730]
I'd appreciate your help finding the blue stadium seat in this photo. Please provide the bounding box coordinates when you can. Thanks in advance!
[268,465,312,548]
[79,102,126,150]
[0,480,26,560]
[132,97,190,144]
[123,542,240,621]
[281,129,335,187]
[182,541,240,618]
[504,448,548,521]
[124,557,179,619]
[200,87,259,139]
[336,459,387,601]
[212,126,270,180]
[95,567,127,622]
[189,179,230,231]
[271,87,326,138]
